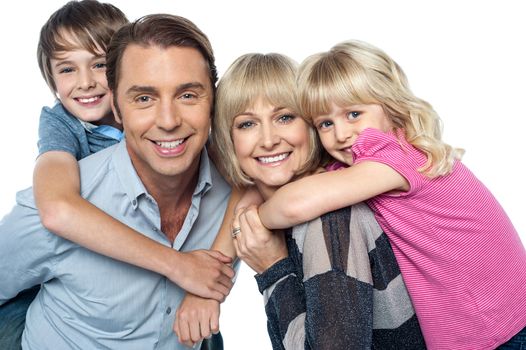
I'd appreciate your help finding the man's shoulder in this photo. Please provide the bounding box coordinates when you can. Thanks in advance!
[77,143,121,192]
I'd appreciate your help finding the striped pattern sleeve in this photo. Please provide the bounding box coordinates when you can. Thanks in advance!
[256,203,426,349]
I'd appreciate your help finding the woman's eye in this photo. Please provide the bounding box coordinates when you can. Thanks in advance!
[278,114,295,123]
[237,121,255,129]
[347,111,360,119]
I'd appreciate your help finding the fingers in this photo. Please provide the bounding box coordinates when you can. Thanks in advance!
[207,250,233,265]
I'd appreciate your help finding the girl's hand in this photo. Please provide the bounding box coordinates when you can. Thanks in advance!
[232,205,288,274]
[174,293,220,347]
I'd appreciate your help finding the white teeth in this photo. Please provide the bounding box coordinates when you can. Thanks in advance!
[258,153,289,164]
[156,140,184,149]
[78,96,100,103]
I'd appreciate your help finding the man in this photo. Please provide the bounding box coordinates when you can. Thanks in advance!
[0,14,231,349]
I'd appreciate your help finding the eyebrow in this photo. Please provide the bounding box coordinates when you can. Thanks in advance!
[52,54,106,68]
[236,106,288,118]
[125,82,206,97]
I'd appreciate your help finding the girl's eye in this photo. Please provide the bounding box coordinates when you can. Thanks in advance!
[236,120,255,129]
[347,111,360,120]
[317,120,333,129]
[278,114,295,123]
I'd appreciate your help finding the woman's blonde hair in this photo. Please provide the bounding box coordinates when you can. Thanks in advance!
[211,53,321,187]
[297,40,463,177]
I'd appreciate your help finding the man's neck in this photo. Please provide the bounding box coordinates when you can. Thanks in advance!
[136,157,201,243]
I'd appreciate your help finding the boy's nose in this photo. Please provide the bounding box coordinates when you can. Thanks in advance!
[78,70,96,90]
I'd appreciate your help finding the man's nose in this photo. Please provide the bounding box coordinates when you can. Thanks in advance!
[156,101,182,130]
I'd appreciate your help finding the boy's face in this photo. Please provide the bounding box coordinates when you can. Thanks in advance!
[51,45,113,125]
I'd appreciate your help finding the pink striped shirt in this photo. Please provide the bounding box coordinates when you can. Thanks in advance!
[352,128,526,349]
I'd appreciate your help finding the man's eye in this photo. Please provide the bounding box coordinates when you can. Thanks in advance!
[136,96,152,103]
[181,93,197,99]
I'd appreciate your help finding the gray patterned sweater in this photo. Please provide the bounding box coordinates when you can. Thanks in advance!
[255,203,426,349]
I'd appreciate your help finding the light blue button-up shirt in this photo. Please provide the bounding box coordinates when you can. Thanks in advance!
[0,140,231,350]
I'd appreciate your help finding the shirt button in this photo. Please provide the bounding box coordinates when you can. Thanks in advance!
[166,307,172,315]
[152,227,158,232]
[132,199,137,206]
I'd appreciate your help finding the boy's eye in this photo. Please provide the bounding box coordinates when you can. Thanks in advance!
[347,111,360,120]
[93,62,107,69]
[59,67,74,74]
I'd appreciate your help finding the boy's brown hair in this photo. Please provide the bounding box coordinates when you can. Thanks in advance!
[37,0,128,94]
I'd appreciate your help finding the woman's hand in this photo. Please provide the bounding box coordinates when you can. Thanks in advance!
[232,205,288,274]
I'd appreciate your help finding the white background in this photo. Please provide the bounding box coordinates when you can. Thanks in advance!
[1,1,524,349]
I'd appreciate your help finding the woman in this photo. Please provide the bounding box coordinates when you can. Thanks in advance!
[211,53,426,349]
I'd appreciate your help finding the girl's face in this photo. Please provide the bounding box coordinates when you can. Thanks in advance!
[51,33,113,125]
[313,103,392,165]
[232,97,311,195]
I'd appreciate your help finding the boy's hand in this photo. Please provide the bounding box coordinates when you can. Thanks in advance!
[174,293,221,347]
[168,250,234,302]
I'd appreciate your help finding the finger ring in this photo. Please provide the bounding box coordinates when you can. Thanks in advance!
[231,227,241,238]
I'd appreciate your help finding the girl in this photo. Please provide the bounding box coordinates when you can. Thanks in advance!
[254,40,526,349]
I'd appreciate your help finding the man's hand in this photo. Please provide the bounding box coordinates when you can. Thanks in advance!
[174,293,221,347]
[167,250,234,302]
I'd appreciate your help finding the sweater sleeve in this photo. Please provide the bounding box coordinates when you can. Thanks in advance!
[255,257,306,350]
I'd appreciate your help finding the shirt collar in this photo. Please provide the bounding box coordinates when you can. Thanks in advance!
[111,139,213,208]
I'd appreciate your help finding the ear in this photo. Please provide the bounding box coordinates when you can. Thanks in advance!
[110,91,122,124]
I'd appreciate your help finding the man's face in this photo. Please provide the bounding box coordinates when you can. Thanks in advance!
[112,45,213,183]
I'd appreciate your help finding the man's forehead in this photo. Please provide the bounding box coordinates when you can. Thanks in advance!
[118,44,211,87]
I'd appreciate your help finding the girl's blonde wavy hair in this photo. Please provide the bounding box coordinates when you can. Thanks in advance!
[211,53,321,188]
[297,40,463,177]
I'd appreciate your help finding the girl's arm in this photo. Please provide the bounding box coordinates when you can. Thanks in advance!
[258,161,409,229]
[33,151,234,301]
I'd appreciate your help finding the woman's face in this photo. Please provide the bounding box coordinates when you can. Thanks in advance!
[232,97,311,194]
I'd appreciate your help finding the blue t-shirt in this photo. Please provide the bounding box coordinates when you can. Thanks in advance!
[38,102,122,160]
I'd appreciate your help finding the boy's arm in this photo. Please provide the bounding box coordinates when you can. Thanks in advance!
[258,161,409,229]
[208,187,243,259]
[33,151,234,301]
